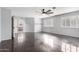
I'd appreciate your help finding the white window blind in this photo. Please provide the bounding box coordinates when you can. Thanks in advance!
[61,16,79,28]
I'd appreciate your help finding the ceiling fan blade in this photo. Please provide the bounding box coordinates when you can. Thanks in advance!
[46,12,54,14]
[46,10,51,13]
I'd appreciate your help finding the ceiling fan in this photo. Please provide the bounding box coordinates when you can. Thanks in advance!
[35,7,56,15]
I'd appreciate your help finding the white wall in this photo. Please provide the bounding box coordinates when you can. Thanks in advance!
[24,17,34,32]
[1,8,11,41]
[0,8,1,42]
[34,18,42,32]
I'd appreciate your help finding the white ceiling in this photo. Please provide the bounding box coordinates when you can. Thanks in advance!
[5,7,79,18]
[5,7,57,18]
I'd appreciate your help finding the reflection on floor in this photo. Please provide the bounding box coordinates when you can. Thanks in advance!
[35,32,79,52]
[0,39,12,52]
[0,32,79,52]
[35,33,61,52]
[14,32,34,52]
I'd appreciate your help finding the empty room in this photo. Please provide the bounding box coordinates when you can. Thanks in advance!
[0,7,79,52]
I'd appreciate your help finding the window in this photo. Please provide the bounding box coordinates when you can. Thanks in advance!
[61,16,79,28]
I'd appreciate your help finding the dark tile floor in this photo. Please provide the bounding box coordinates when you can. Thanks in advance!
[0,32,79,52]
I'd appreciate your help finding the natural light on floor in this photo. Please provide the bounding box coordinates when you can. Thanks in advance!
[61,41,79,52]
[18,33,25,43]
[43,34,58,48]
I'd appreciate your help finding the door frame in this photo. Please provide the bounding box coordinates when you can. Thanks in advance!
[11,16,14,52]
